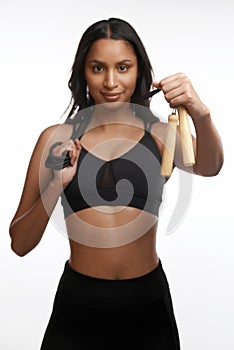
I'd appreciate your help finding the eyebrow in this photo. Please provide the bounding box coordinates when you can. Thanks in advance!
[87,59,133,65]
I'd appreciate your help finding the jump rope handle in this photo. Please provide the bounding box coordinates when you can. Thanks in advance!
[161,106,195,177]
[177,106,195,166]
[161,112,178,177]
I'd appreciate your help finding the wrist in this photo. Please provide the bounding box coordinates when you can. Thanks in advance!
[192,110,213,135]
[191,104,211,122]
[49,178,64,194]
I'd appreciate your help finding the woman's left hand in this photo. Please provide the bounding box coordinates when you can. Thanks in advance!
[153,73,210,120]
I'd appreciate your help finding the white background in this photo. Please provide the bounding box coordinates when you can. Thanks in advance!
[1,0,233,349]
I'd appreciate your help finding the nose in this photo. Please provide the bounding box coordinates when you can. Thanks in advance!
[104,69,118,89]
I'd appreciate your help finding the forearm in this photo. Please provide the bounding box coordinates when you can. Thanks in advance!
[192,111,224,176]
[9,180,62,256]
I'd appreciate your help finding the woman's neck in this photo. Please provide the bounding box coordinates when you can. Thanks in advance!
[91,102,135,126]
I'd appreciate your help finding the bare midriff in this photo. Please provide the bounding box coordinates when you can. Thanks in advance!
[66,206,159,280]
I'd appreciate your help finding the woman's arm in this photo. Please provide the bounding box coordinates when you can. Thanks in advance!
[9,124,81,256]
[153,73,224,176]
[191,111,224,176]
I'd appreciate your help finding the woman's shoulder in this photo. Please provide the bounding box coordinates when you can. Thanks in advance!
[150,120,167,139]
[38,122,74,147]
[148,120,168,156]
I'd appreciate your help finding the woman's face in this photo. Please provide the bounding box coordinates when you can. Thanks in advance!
[84,39,138,105]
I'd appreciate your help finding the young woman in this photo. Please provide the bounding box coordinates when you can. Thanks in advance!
[9,18,223,349]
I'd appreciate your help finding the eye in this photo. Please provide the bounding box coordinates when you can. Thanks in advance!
[119,65,128,72]
[93,65,104,72]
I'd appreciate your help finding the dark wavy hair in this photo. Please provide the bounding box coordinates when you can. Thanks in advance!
[65,18,157,123]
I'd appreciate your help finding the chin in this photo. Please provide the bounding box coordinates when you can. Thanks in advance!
[95,101,129,111]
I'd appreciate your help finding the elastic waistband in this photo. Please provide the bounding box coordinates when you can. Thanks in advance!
[64,259,163,283]
[56,259,168,310]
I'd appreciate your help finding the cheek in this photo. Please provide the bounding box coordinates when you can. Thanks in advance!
[124,72,138,91]
[85,69,96,86]
[86,75,100,93]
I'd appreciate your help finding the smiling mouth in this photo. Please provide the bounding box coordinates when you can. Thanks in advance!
[102,93,121,100]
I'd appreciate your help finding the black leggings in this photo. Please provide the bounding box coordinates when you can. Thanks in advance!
[40,260,180,349]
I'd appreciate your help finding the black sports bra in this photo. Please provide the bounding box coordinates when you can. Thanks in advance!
[60,115,166,218]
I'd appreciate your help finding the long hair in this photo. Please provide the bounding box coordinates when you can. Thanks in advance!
[65,18,156,123]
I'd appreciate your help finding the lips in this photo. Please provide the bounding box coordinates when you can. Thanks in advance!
[101,92,122,101]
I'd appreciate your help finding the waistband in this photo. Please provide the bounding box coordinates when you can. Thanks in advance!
[64,259,163,283]
[54,259,169,311]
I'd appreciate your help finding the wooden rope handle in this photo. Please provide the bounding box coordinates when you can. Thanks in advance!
[161,112,179,177]
[177,106,195,166]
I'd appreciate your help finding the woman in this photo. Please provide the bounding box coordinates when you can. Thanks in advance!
[9,18,223,349]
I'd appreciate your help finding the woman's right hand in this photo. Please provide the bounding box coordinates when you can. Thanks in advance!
[52,138,82,189]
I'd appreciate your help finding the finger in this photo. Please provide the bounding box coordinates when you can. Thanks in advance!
[167,92,192,109]
[53,140,75,156]
[67,139,75,150]
[164,86,185,104]
[160,72,187,85]
[74,138,82,150]
[160,73,189,93]
[152,76,179,91]
[161,79,182,95]
[69,149,79,166]
[152,81,161,89]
